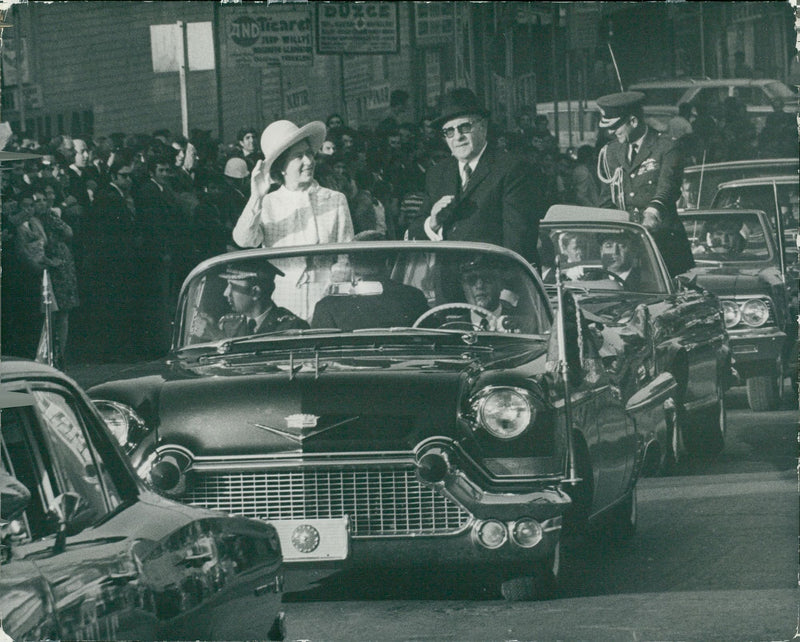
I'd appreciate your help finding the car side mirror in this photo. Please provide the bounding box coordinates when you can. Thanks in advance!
[50,491,85,554]
[674,273,699,292]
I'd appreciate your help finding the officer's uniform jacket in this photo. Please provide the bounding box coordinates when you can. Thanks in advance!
[255,305,309,333]
[600,128,694,275]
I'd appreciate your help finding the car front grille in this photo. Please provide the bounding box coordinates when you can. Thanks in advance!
[183,465,471,538]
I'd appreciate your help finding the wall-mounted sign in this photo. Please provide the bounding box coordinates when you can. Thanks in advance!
[221,6,312,67]
[285,86,310,113]
[365,83,390,111]
[316,3,398,55]
[414,3,453,47]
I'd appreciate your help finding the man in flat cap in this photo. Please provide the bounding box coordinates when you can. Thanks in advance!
[596,91,694,276]
[407,88,547,267]
[190,261,308,341]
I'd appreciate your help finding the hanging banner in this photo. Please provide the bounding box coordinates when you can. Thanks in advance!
[221,5,312,67]
[315,3,399,55]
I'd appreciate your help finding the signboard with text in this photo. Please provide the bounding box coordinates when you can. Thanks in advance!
[221,6,312,67]
[315,3,399,55]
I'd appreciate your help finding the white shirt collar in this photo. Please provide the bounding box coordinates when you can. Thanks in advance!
[461,142,488,177]
[631,127,648,152]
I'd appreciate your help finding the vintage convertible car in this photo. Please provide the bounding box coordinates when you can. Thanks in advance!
[0,359,286,641]
[88,241,672,600]
[541,207,732,472]
[680,209,794,411]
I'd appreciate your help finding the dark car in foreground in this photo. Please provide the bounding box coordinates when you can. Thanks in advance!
[680,209,794,410]
[89,241,675,600]
[0,359,285,641]
[541,207,732,472]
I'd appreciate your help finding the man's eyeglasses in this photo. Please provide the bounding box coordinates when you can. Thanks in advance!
[442,120,481,139]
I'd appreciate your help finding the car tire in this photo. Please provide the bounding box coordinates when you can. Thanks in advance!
[685,397,726,457]
[607,487,637,540]
[746,373,782,412]
[500,542,560,601]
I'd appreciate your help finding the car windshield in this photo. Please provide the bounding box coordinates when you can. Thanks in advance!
[682,212,773,263]
[177,245,552,347]
[539,224,668,294]
[712,182,798,253]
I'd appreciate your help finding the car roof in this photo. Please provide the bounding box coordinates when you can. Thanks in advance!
[679,208,767,218]
[542,205,630,223]
[715,175,799,188]
[684,158,799,174]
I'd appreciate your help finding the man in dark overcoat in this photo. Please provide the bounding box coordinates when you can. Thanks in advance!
[407,88,547,267]
[596,91,694,276]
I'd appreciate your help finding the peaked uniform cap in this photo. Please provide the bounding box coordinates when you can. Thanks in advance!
[219,261,285,282]
[259,120,326,177]
[596,91,646,129]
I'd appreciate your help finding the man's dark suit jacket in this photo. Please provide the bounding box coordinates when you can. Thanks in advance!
[407,146,546,266]
[311,280,429,331]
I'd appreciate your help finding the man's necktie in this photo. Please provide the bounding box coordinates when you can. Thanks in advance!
[462,163,472,188]
[247,318,257,333]
[628,143,638,163]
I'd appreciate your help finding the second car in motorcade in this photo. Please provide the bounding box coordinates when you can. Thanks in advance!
[541,206,732,472]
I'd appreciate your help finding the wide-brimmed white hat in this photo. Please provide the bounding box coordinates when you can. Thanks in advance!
[260,119,326,177]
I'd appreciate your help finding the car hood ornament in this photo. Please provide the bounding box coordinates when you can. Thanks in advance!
[250,414,358,443]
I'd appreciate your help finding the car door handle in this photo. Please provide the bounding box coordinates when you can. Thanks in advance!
[181,551,214,565]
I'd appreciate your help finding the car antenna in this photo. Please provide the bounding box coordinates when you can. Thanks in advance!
[554,256,581,486]
[607,24,624,92]
[696,149,708,209]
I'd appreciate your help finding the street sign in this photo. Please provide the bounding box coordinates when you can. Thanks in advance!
[316,3,398,55]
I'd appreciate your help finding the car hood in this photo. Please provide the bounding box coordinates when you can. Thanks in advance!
[90,336,550,457]
[685,264,783,297]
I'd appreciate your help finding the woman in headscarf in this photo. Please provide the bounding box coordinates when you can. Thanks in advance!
[232,120,353,319]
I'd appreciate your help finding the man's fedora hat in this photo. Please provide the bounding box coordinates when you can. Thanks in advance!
[596,91,646,129]
[260,120,326,176]
[434,88,490,128]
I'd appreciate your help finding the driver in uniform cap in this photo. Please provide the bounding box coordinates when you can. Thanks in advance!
[191,261,309,340]
[595,91,694,276]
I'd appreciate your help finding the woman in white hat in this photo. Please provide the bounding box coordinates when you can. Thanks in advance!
[232,119,353,318]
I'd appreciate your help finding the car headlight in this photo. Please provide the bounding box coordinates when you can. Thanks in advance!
[472,387,535,440]
[94,400,148,451]
[720,300,741,328]
[740,298,770,327]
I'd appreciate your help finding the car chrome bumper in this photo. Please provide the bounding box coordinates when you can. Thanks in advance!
[727,327,787,376]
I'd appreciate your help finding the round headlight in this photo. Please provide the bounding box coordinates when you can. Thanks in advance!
[741,298,769,327]
[94,401,130,446]
[94,400,148,450]
[720,300,741,328]
[510,518,543,548]
[477,388,533,440]
[474,519,508,549]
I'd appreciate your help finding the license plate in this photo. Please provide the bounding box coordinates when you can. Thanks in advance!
[269,517,350,562]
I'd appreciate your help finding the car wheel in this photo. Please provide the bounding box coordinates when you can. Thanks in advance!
[685,397,725,457]
[746,372,783,412]
[607,487,637,540]
[500,541,560,602]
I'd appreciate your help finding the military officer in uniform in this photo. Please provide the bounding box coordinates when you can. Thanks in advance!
[190,262,308,341]
[596,91,694,276]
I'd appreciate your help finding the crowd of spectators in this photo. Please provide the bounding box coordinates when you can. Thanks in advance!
[1,90,794,366]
